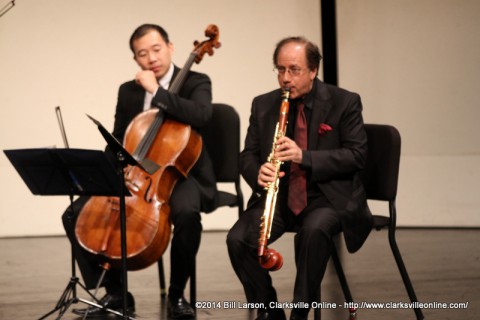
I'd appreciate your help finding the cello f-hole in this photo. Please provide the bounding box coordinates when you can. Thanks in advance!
[144,176,153,203]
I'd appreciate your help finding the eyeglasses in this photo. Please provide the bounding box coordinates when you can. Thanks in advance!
[273,66,307,76]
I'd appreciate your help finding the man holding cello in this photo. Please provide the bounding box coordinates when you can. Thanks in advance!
[62,24,218,319]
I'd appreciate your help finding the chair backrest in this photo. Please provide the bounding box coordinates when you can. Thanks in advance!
[201,103,241,183]
[361,124,401,201]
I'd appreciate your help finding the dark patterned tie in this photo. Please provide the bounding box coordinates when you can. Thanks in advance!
[288,102,307,215]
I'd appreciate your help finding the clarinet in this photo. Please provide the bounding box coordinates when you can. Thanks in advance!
[258,88,290,271]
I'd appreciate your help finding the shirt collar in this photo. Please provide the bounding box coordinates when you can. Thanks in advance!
[302,79,317,110]
[159,63,174,90]
[292,81,316,110]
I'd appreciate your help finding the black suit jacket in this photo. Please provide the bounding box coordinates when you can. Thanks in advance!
[111,66,217,213]
[241,79,372,253]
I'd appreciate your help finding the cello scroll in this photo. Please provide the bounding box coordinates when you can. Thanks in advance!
[193,24,221,63]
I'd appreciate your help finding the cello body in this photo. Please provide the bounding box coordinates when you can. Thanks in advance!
[76,110,201,270]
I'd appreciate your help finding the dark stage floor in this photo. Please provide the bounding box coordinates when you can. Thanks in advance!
[1,228,478,319]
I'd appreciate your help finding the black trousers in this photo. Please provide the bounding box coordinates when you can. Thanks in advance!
[62,178,202,300]
[226,193,341,315]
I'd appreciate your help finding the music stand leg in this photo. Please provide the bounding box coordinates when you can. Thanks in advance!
[38,195,100,320]
[116,151,130,319]
[37,255,100,320]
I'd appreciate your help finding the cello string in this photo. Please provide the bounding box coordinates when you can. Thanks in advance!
[134,111,163,161]
[133,52,197,161]
[169,53,196,94]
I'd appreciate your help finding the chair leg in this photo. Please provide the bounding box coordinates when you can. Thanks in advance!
[313,243,355,320]
[235,180,244,218]
[158,256,196,309]
[388,234,424,319]
[388,202,424,319]
[331,242,358,320]
[157,257,167,299]
[331,242,354,303]
[190,258,196,308]
[313,289,321,320]
[388,235,424,319]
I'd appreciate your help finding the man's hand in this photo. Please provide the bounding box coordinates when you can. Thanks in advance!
[274,136,303,164]
[257,162,285,188]
[135,70,159,94]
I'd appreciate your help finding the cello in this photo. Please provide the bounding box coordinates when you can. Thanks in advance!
[75,25,221,271]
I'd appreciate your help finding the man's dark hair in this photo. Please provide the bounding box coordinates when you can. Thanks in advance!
[273,36,322,75]
[129,24,170,53]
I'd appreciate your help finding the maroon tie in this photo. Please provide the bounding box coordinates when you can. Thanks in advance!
[288,102,307,215]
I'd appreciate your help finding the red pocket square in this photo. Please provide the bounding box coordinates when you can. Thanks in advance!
[318,123,332,135]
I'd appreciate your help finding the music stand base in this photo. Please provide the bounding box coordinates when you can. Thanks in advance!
[38,276,135,320]
[38,276,94,320]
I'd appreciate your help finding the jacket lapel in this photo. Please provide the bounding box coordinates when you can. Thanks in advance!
[309,80,332,147]
[130,83,146,114]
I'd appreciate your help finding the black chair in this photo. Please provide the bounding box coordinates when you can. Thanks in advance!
[157,103,244,306]
[316,124,424,320]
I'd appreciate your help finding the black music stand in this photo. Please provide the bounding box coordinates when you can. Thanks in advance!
[3,147,135,320]
[86,114,150,319]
